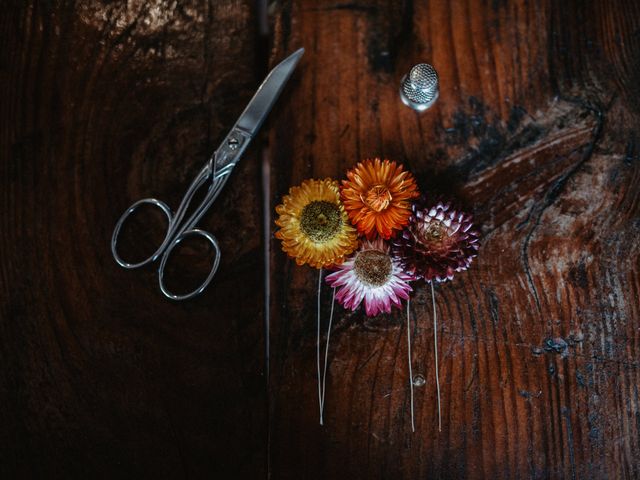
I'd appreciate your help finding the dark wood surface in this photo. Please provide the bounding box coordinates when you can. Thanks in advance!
[268,0,640,479]
[2,0,640,479]
[1,1,266,478]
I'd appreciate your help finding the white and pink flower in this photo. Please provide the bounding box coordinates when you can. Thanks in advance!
[325,238,414,316]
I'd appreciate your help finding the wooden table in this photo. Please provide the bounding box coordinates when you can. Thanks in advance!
[2,1,639,478]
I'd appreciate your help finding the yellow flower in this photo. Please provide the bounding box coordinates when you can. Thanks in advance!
[275,178,358,268]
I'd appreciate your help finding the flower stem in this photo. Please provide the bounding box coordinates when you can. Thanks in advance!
[432,281,442,432]
[317,269,323,425]
[407,297,415,432]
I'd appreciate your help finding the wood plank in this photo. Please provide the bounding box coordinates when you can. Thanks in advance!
[0,1,265,477]
[268,0,640,478]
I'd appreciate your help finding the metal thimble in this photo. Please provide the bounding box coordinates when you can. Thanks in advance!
[400,63,439,112]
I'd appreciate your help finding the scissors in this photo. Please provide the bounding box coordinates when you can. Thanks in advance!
[111,48,304,300]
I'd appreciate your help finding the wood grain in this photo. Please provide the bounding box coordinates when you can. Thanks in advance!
[0,1,266,477]
[268,0,640,478]
[3,0,640,478]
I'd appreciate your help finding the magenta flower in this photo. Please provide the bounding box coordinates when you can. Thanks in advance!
[325,238,414,316]
[392,199,480,282]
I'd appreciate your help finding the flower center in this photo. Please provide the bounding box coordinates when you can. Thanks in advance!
[415,220,453,253]
[300,201,342,242]
[363,185,392,212]
[354,249,392,286]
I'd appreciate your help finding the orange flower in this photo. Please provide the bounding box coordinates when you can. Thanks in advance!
[341,158,419,239]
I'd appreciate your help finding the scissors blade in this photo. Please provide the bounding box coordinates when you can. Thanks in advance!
[235,48,304,136]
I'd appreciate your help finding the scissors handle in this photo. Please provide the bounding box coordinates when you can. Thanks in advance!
[111,198,173,269]
[112,163,226,300]
[158,229,221,300]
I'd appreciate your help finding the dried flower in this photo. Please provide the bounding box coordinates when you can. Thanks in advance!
[341,158,419,240]
[275,178,358,268]
[393,199,479,282]
[325,238,414,316]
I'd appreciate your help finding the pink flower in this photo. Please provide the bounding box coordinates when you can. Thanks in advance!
[392,198,480,282]
[325,238,414,316]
